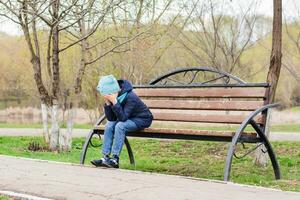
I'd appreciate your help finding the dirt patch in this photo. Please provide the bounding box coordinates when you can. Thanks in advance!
[27,141,50,152]
[277,179,300,186]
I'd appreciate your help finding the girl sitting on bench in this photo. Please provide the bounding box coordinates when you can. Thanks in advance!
[91,75,153,168]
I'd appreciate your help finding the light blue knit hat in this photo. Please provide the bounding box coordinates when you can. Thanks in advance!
[96,75,120,95]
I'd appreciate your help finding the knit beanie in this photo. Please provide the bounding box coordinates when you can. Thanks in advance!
[96,75,120,95]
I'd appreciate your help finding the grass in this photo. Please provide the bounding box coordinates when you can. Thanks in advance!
[288,106,300,112]
[0,136,299,192]
[0,123,300,132]
[0,195,10,200]
[0,123,43,129]
[271,124,300,132]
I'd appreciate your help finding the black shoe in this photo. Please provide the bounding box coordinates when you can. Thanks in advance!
[91,156,110,167]
[107,155,119,168]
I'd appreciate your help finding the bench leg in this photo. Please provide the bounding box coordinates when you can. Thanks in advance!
[224,136,239,181]
[250,120,281,180]
[224,119,250,181]
[224,120,281,182]
[124,137,135,166]
[80,130,95,164]
[224,104,281,181]
[80,115,107,165]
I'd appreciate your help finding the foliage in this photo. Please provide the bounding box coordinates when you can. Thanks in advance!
[0,20,299,109]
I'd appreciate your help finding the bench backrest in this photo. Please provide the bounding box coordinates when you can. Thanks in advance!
[134,84,270,126]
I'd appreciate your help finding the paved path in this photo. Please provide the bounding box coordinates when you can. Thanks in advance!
[0,128,89,138]
[0,128,300,141]
[0,155,299,200]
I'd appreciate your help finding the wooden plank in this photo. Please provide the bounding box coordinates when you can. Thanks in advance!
[95,126,257,138]
[151,112,263,124]
[140,128,257,138]
[142,100,264,111]
[134,88,267,98]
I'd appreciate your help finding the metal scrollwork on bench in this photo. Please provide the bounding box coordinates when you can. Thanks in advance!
[89,132,102,148]
[149,67,246,86]
[233,142,265,159]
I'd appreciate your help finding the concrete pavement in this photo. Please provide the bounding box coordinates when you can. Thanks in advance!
[0,155,299,200]
[0,128,89,138]
[0,128,300,141]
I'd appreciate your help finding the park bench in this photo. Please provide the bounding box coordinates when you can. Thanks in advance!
[80,67,281,181]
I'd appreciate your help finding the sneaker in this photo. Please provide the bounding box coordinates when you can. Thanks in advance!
[91,156,110,167]
[107,155,119,168]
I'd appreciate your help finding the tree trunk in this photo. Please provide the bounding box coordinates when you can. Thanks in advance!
[255,0,282,166]
[50,101,59,151]
[41,103,50,143]
[51,0,60,100]
[58,97,74,151]
[49,0,61,151]
[267,0,282,103]
[65,102,75,151]
[254,109,272,166]
[19,2,53,146]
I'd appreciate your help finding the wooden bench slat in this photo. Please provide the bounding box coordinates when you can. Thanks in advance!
[134,88,267,98]
[142,100,264,111]
[95,126,257,138]
[151,112,263,124]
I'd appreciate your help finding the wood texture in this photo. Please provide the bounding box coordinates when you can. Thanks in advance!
[150,112,263,124]
[134,88,267,98]
[142,100,264,111]
[95,126,257,138]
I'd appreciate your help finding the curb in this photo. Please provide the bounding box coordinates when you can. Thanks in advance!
[0,190,53,200]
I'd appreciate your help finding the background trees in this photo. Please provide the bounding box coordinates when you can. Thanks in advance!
[0,0,298,154]
[0,0,181,151]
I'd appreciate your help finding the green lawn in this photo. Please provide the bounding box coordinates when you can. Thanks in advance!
[0,195,10,200]
[288,106,300,112]
[0,123,300,132]
[0,136,299,192]
[271,124,300,132]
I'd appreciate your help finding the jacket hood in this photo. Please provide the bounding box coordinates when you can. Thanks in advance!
[118,80,133,95]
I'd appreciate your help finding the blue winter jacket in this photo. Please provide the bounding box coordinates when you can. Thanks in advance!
[104,80,153,129]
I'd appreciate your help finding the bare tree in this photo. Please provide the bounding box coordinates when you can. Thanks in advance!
[0,0,52,143]
[175,0,259,79]
[254,0,282,167]
[0,0,126,151]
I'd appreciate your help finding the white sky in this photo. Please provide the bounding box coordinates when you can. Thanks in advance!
[0,0,299,36]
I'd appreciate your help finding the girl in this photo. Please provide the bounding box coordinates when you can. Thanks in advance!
[91,75,153,168]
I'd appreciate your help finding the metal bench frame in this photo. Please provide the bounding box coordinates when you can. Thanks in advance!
[80,67,281,181]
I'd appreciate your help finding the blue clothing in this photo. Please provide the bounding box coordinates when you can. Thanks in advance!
[102,120,138,156]
[117,92,128,103]
[104,80,153,129]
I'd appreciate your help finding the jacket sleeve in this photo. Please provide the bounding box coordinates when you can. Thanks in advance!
[111,97,136,122]
[104,104,117,121]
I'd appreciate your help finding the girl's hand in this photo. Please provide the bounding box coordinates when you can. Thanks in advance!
[104,93,118,105]
[104,98,111,105]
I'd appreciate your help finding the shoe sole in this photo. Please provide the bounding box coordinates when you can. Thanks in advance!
[90,161,111,168]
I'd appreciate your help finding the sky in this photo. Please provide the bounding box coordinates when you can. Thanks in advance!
[0,0,299,36]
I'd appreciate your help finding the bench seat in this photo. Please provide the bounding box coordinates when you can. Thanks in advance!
[94,126,259,142]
